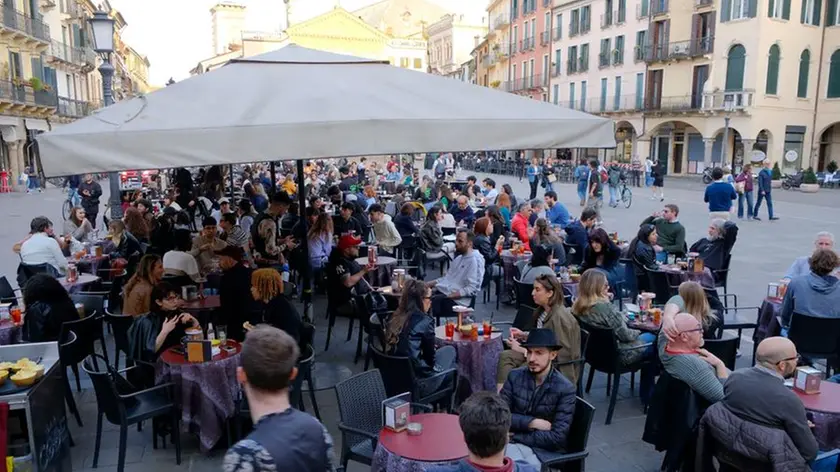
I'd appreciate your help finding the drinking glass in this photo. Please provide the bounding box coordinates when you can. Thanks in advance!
[445,321,455,339]
[217,325,228,348]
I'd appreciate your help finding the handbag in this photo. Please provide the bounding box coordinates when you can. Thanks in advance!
[547,173,557,183]
[359,277,389,313]
[734,181,745,194]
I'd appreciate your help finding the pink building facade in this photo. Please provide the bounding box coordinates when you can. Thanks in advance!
[505,0,553,101]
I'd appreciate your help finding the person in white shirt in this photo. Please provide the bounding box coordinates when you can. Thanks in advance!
[482,178,499,205]
[427,229,485,320]
[211,197,233,233]
[162,229,202,282]
[19,217,68,275]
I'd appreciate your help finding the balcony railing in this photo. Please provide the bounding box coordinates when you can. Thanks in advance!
[540,31,550,46]
[493,14,510,30]
[57,96,92,118]
[613,49,624,65]
[510,41,518,55]
[0,79,57,107]
[1,7,51,42]
[48,40,84,64]
[695,0,713,7]
[702,90,755,111]
[509,74,548,91]
[601,12,613,28]
[650,0,669,15]
[598,52,610,68]
[482,54,497,67]
[553,27,562,40]
[569,23,580,37]
[60,0,80,17]
[644,37,714,62]
[551,65,562,77]
[519,37,535,51]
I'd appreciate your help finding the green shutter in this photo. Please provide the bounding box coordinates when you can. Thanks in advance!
[829,51,840,98]
[765,45,780,94]
[72,24,80,47]
[813,0,822,25]
[783,0,791,18]
[829,0,837,24]
[768,0,775,16]
[801,0,808,22]
[721,0,731,22]
[725,45,746,91]
[798,50,810,98]
[641,0,649,16]
[749,0,758,16]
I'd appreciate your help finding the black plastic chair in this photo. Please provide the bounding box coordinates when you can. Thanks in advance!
[105,309,137,369]
[0,276,19,305]
[82,354,181,472]
[59,330,83,427]
[17,262,58,286]
[647,270,678,305]
[324,297,367,363]
[701,335,739,371]
[71,291,108,318]
[564,242,582,266]
[712,254,734,307]
[556,328,590,396]
[369,344,457,412]
[716,304,760,365]
[788,312,840,376]
[60,310,109,392]
[580,320,654,424]
[514,277,535,309]
[482,261,503,310]
[533,396,596,472]
[161,273,193,290]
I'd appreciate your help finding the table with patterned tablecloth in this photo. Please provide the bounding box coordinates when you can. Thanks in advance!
[796,380,840,450]
[371,413,467,472]
[659,265,716,290]
[434,325,503,394]
[59,274,100,294]
[156,340,242,452]
[501,250,531,288]
[0,320,20,346]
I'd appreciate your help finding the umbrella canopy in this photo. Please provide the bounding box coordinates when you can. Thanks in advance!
[38,44,615,177]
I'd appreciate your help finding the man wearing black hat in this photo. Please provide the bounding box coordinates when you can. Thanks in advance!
[216,245,253,341]
[499,329,576,467]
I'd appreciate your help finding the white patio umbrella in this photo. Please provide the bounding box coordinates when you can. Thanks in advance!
[38,44,614,177]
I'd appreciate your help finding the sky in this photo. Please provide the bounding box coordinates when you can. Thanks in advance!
[108,0,487,86]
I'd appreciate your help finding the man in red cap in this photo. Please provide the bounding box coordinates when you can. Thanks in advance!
[326,233,375,316]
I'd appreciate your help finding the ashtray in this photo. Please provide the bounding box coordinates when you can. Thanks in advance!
[407,422,423,435]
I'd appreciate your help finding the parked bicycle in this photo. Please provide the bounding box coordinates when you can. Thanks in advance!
[618,178,632,209]
[62,187,80,220]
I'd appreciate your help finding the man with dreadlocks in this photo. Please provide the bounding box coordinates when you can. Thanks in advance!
[248,269,303,347]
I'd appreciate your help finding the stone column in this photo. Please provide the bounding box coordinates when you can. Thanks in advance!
[739,139,755,170]
[6,140,23,191]
[703,138,715,169]
[666,130,675,173]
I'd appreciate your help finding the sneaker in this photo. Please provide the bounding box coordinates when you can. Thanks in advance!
[660,197,664,202]
[770,217,780,221]
[752,217,762,221]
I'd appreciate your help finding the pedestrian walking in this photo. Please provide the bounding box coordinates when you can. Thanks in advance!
[754,159,779,221]
[25,166,41,194]
[543,157,556,193]
[734,164,754,219]
[631,156,642,187]
[526,157,542,200]
[704,167,737,220]
[574,159,589,206]
[79,173,103,228]
[645,156,654,187]
[651,160,665,201]
[607,163,622,207]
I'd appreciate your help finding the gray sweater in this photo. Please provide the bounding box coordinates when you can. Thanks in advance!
[722,366,818,462]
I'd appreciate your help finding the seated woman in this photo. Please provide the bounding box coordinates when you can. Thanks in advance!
[127,283,199,364]
[307,212,333,272]
[496,193,512,227]
[662,281,721,340]
[123,207,150,243]
[21,274,79,343]
[123,254,164,317]
[497,274,580,390]
[474,217,504,277]
[105,219,142,261]
[581,228,623,289]
[628,224,659,295]
[485,206,507,246]
[516,244,557,284]
[689,218,728,274]
[162,229,202,283]
[382,280,456,397]
[572,269,657,401]
[63,207,94,244]
[420,206,455,257]
[530,218,565,266]
[249,269,302,346]
[393,203,418,238]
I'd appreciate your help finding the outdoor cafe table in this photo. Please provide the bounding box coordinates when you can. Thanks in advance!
[182,294,221,329]
[0,319,20,346]
[626,314,662,333]
[658,264,716,289]
[68,254,110,275]
[434,325,503,394]
[156,340,242,452]
[356,256,397,287]
[59,273,100,294]
[795,380,840,450]
[501,250,531,288]
[371,413,468,472]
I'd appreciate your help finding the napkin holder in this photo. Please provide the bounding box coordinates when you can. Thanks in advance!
[793,366,822,394]
[186,340,212,363]
[383,395,410,432]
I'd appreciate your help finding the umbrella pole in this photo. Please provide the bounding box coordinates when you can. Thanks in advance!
[296,159,312,322]
[229,165,234,201]
[270,161,276,195]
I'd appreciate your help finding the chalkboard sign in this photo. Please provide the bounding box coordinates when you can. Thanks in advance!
[29,367,71,471]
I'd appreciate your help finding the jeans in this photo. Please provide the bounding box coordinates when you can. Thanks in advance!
[737,191,754,218]
[754,191,774,219]
[639,332,658,404]
[645,172,652,187]
[576,181,587,202]
[529,179,538,199]
[608,184,618,206]
[545,182,554,193]
[417,345,457,398]
[27,177,39,190]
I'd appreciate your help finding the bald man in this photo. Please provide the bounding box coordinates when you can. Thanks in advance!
[660,313,730,403]
[450,195,476,228]
[721,337,818,462]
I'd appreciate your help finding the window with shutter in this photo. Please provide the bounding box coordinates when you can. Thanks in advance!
[765,45,780,94]
[783,0,791,18]
[580,80,587,110]
[798,49,810,98]
[600,78,607,111]
[828,0,838,24]
[721,0,731,21]
[801,0,820,24]
[569,82,576,109]
[725,44,746,91]
[614,76,622,110]
[828,50,840,98]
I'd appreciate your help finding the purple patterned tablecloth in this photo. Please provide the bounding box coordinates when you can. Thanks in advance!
[155,349,241,452]
[0,322,20,346]
[501,251,531,288]
[661,266,716,290]
[809,410,840,450]
[372,443,460,472]
[435,327,504,394]
[59,273,100,294]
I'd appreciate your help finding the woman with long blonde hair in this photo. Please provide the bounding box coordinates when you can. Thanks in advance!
[249,268,302,345]
[662,281,720,340]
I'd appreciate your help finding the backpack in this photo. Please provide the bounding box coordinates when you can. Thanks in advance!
[600,169,609,184]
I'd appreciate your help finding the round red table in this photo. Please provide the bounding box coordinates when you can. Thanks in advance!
[156,340,242,452]
[371,413,467,471]
[435,325,504,395]
[795,380,840,449]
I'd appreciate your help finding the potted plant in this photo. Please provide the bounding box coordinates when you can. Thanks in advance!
[28,77,43,91]
[771,162,782,188]
[828,160,838,174]
[490,80,501,88]
[800,166,819,193]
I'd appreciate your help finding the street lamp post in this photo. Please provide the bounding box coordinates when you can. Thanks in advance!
[720,96,735,168]
[88,11,121,219]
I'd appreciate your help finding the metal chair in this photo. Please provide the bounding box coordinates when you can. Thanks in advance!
[105,309,137,369]
[556,328,590,396]
[788,312,840,376]
[369,344,457,412]
[59,330,83,427]
[513,277,536,309]
[60,309,109,391]
[533,397,596,472]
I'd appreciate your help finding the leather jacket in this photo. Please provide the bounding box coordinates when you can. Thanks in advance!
[474,234,499,265]
[387,310,436,377]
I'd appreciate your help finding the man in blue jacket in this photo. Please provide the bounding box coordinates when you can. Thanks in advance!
[429,392,538,472]
[703,167,737,219]
[499,329,576,467]
[754,159,779,221]
[543,191,570,229]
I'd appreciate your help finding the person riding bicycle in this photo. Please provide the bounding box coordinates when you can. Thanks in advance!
[64,175,81,207]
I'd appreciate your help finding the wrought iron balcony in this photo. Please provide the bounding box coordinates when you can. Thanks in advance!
[57,96,92,118]
[518,37,535,51]
[551,64,562,77]
[48,40,84,64]
[540,31,550,46]
[644,37,714,62]
[1,6,51,43]
[553,27,562,40]
[598,52,610,68]
[493,14,510,30]
[0,79,57,107]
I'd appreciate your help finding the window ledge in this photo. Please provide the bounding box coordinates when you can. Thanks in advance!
[764,94,779,99]
[799,23,820,28]
[767,17,788,23]
[823,97,840,100]
[796,97,810,102]
[724,17,753,24]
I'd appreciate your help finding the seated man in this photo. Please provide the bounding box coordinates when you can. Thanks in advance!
[219,213,250,259]
[660,313,730,403]
[369,203,402,255]
[18,216,68,275]
[562,208,598,253]
[427,229,484,319]
[333,202,363,237]
[500,329,576,468]
[449,195,476,228]
[780,248,840,330]
[510,203,533,251]
[641,204,686,260]
[429,392,538,472]
[190,216,227,273]
[544,191,570,229]
[784,231,836,280]
[326,234,374,317]
[717,337,818,465]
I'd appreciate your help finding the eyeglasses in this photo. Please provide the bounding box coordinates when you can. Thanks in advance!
[778,354,801,364]
[679,327,704,334]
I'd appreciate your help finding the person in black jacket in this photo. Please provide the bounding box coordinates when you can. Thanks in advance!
[332,202,363,236]
[689,218,728,274]
[216,245,253,341]
[249,269,302,347]
[628,224,659,293]
[78,173,102,228]
[581,228,624,289]
[21,274,79,343]
[383,279,455,397]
